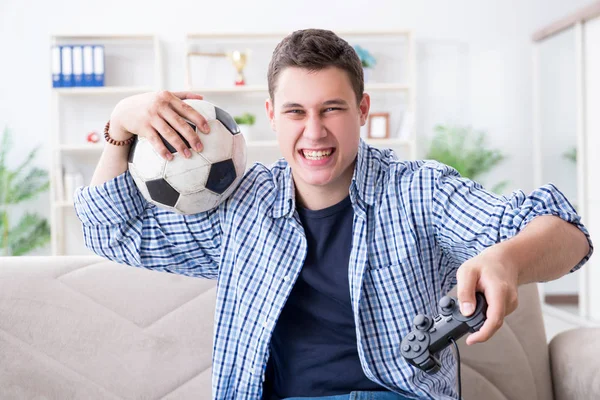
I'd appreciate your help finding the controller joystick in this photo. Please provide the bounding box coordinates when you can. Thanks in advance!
[401,292,488,374]
[439,296,455,315]
[413,314,432,331]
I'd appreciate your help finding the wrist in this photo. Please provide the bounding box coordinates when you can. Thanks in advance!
[107,117,133,141]
[481,243,521,284]
[104,120,135,146]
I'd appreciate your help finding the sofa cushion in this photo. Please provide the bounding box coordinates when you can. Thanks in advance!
[0,256,216,400]
[455,284,554,400]
[550,327,600,400]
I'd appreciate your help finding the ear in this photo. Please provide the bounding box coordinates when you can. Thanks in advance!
[359,93,371,126]
[265,98,276,131]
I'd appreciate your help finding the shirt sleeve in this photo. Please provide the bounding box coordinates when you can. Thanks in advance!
[74,171,221,279]
[428,162,593,288]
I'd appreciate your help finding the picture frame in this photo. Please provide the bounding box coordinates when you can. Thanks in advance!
[367,112,390,139]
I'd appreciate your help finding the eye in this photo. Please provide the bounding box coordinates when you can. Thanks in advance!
[324,107,343,112]
[285,109,303,114]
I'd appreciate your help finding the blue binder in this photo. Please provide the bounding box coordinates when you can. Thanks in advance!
[60,45,73,87]
[72,45,83,87]
[93,45,105,87]
[51,46,62,88]
[83,45,94,87]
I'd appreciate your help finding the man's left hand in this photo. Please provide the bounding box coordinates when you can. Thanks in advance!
[456,246,520,345]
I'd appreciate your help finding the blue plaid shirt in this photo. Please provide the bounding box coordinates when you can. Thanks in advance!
[75,139,592,400]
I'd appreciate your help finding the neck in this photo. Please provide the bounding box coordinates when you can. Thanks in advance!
[293,163,355,211]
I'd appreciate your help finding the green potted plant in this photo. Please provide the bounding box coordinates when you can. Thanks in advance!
[0,127,51,256]
[563,147,577,164]
[425,124,508,194]
[234,113,256,140]
[353,45,377,82]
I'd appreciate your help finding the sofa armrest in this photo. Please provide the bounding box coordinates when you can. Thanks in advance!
[549,327,600,400]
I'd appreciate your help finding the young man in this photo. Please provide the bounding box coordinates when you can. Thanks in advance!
[75,29,592,400]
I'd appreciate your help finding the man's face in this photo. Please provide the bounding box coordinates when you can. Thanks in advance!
[266,66,370,196]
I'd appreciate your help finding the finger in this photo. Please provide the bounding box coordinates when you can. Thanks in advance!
[466,287,505,345]
[143,125,173,161]
[456,264,478,316]
[150,117,192,159]
[160,107,202,154]
[171,91,204,100]
[170,97,211,136]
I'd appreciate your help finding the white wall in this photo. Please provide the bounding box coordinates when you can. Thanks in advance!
[0,0,595,255]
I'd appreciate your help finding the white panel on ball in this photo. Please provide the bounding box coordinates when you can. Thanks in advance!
[198,120,234,163]
[128,164,154,203]
[175,190,222,215]
[132,139,166,180]
[164,152,212,194]
[184,99,217,121]
[232,134,247,175]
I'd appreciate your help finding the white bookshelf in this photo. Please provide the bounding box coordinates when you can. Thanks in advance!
[185,30,417,165]
[49,34,163,256]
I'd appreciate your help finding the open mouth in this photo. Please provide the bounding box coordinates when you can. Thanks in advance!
[299,148,335,161]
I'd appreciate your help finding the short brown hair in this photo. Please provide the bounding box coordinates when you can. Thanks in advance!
[267,29,364,105]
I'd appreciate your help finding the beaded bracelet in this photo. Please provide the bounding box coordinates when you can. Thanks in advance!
[104,120,135,146]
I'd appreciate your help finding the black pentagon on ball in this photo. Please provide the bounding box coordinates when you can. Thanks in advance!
[215,107,241,135]
[206,159,237,194]
[146,178,180,207]
[127,135,139,163]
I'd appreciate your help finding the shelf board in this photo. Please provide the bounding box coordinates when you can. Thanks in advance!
[191,83,409,94]
[186,31,411,40]
[51,34,156,41]
[191,85,267,94]
[53,86,155,95]
[59,144,104,153]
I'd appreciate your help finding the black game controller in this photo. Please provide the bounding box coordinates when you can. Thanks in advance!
[401,292,488,374]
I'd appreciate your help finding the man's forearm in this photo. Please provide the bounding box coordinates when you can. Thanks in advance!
[485,215,590,285]
[89,144,131,187]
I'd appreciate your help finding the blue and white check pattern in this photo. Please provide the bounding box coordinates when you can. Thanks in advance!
[75,139,592,400]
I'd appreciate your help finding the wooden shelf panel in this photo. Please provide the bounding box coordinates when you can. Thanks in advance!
[53,86,155,96]
[191,83,409,94]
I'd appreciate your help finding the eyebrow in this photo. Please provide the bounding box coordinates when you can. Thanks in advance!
[281,98,349,109]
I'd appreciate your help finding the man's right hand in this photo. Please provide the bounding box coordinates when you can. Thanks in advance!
[109,91,211,160]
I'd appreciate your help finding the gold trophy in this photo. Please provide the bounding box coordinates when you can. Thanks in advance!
[227,50,248,86]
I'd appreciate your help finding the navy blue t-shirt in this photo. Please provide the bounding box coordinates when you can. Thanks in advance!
[264,195,385,399]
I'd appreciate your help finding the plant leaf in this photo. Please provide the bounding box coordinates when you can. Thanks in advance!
[7,168,49,204]
[8,213,51,256]
[425,124,509,189]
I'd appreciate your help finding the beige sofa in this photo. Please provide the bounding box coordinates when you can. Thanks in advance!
[0,256,598,400]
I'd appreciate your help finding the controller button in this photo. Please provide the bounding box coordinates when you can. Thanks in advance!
[413,344,421,352]
[445,316,453,322]
[439,296,455,315]
[402,344,411,352]
[429,327,437,333]
[408,333,416,341]
[417,333,426,341]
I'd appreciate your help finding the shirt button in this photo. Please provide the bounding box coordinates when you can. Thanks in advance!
[283,275,290,282]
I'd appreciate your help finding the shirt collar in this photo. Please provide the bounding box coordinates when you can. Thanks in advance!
[270,139,377,219]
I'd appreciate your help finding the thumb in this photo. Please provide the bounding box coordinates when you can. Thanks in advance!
[456,264,479,316]
[172,91,204,100]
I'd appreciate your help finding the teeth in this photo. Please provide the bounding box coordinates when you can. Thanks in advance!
[303,149,332,159]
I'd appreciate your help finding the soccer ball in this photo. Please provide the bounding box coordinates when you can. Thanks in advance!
[127,99,246,215]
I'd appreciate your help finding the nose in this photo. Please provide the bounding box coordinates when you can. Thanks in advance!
[303,114,327,140]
